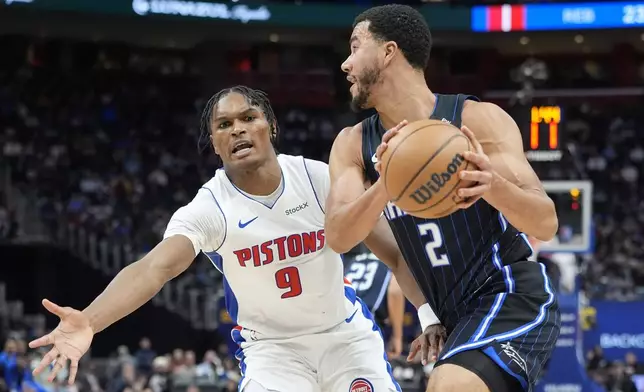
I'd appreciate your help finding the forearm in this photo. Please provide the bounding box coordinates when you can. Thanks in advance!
[326,181,390,253]
[83,259,166,333]
[391,257,427,309]
[387,281,405,340]
[485,173,558,241]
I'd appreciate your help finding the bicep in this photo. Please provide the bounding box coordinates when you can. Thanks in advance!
[144,235,197,281]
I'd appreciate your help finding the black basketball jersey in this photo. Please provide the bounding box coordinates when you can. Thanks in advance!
[361,93,533,330]
[344,251,392,317]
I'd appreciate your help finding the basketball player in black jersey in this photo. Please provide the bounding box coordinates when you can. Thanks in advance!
[325,4,561,392]
[344,243,407,357]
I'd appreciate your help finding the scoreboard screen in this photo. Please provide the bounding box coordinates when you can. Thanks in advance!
[539,181,593,253]
[519,105,565,162]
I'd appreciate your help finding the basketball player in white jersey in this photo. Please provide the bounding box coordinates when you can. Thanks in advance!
[27,86,435,392]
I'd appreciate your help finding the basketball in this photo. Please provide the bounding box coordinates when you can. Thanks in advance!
[380,119,476,219]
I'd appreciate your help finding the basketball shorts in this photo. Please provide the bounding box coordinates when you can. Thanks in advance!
[232,299,401,392]
[435,261,561,392]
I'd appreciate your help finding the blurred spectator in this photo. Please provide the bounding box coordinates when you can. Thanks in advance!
[172,351,197,386]
[195,350,222,383]
[625,352,644,376]
[135,338,156,377]
[605,361,637,392]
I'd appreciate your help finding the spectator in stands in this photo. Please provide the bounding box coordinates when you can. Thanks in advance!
[587,345,608,373]
[147,356,170,392]
[73,362,102,392]
[134,338,155,377]
[605,361,637,392]
[107,362,138,392]
[625,352,644,376]
[172,350,197,386]
[195,350,221,383]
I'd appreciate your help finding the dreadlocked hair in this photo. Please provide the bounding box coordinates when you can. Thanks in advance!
[198,85,280,154]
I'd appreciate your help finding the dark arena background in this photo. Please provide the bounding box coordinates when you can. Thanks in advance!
[1,0,644,391]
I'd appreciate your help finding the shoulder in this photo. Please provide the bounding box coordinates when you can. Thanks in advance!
[331,122,365,168]
[165,182,227,253]
[336,122,363,144]
[462,100,518,139]
[170,186,224,223]
[463,100,514,126]
[302,158,329,175]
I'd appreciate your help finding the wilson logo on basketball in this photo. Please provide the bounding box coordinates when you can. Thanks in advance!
[349,378,373,392]
[409,153,465,205]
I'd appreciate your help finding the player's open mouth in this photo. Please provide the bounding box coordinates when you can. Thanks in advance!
[231,140,254,158]
[347,76,357,89]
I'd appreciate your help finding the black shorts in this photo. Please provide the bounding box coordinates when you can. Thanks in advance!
[435,261,561,392]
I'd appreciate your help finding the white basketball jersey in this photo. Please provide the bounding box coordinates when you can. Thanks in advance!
[164,155,354,339]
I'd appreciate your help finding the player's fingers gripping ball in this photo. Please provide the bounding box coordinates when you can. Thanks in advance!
[379,119,477,219]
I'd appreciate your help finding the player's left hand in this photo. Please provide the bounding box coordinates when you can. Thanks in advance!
[407,324,447,366]
[387,335,403,359]
[456,125,494,209]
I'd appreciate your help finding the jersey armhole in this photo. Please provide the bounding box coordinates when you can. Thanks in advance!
[360,118,379,185]
[200,186,228,253]
[301,157,326,214]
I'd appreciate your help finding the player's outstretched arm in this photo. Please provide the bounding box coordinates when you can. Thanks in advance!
[325,125,390,253]
[28,235,196,384]
[82,235,196,334]
[460,102,558,241]
[29,190,220,384]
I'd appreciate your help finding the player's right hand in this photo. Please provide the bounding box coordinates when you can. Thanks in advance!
[29,299,94,385]
[407,324,447,366]
[374,120,408,174]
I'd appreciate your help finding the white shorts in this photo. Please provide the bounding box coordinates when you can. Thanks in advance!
[232,300,401,392]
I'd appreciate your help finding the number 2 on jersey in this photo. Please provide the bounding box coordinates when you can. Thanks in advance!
[417,222,450,267]
[275,266,303,299]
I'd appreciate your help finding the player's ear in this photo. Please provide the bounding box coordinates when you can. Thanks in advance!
[210,134,219,155]
[270,121,278,142]
[383,41,398,65]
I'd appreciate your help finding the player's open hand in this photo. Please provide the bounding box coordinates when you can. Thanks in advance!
[407,324,447,366]
[456,125,494,209]
[374,120,408,174]
[29,299,94,385]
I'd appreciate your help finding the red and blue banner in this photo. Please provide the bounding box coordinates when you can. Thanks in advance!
[472,2,644,32]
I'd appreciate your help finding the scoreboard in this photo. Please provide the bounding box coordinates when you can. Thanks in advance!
[521,105,565,162]
[540,181,593,253]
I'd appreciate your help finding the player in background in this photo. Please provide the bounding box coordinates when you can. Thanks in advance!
[27,86,435,392]
[326,4,560,392]
[343,243,406,357]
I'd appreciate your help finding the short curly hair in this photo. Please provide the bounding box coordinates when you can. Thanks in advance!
[353,4,432,71]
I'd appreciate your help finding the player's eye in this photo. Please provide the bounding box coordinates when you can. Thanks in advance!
[218,121,230,129]
[244,115,255,122]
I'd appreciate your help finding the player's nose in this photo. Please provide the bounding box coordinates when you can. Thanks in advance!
[340,58,351,73]
[231,122,247,136]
